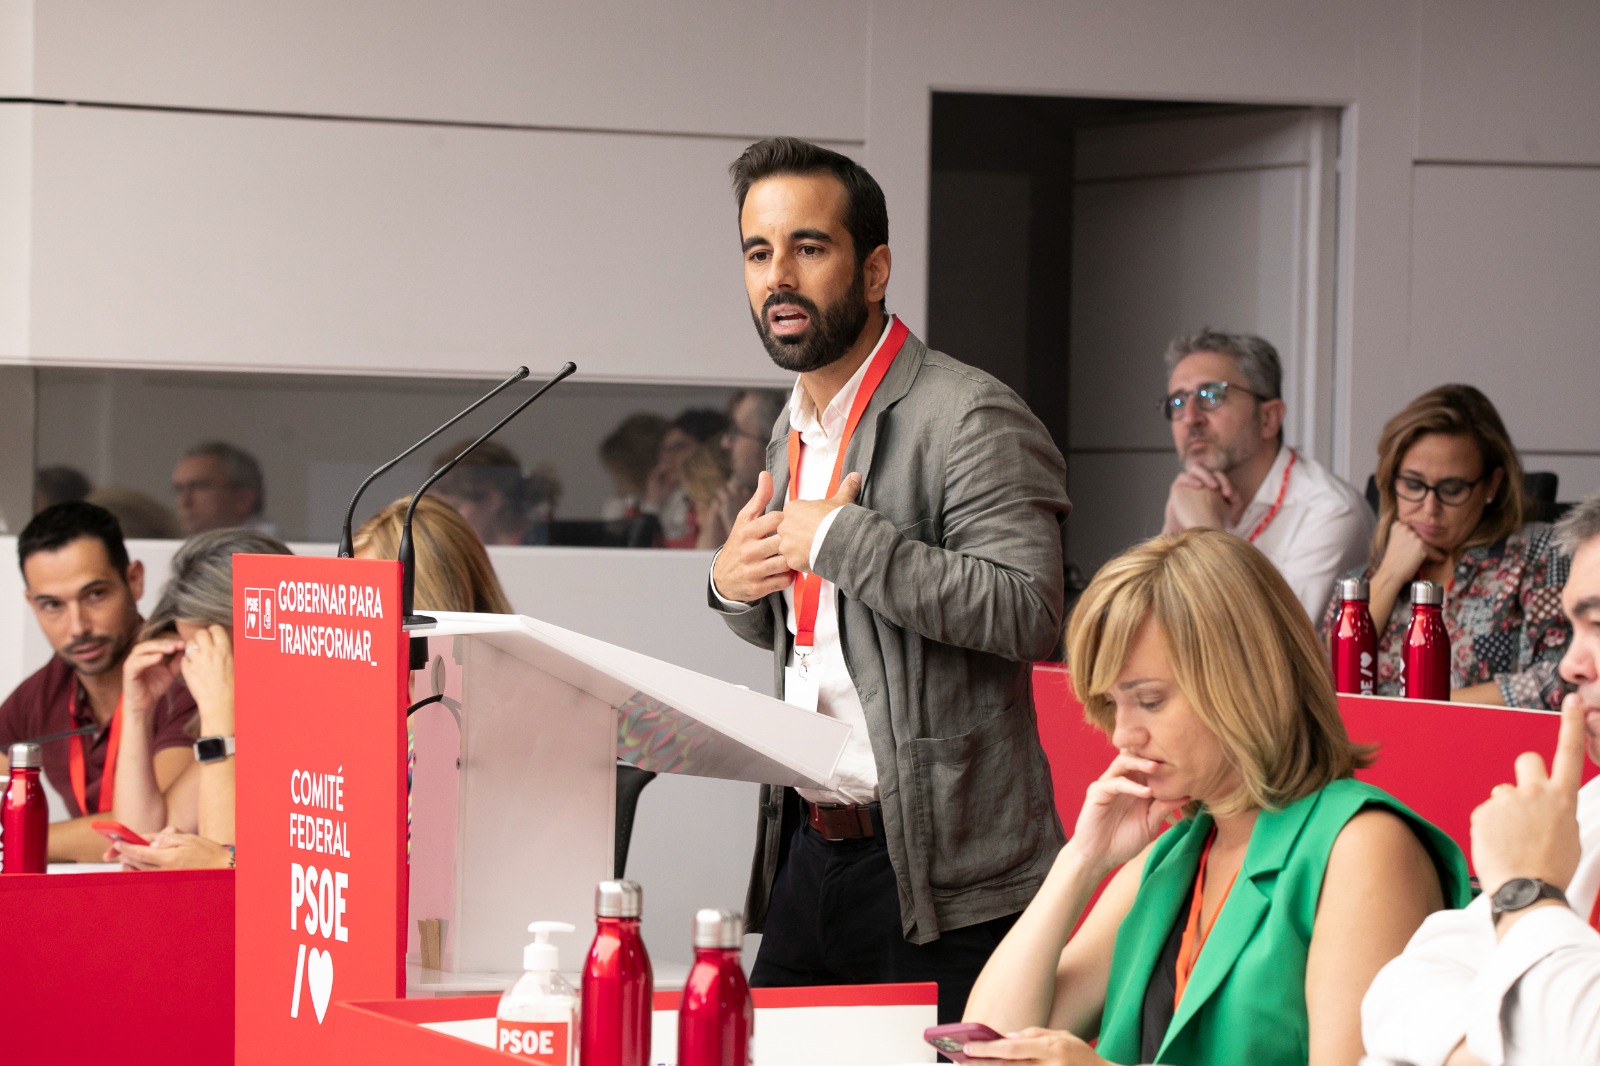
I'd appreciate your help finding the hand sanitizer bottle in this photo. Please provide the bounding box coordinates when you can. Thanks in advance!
[498,921,579,1064]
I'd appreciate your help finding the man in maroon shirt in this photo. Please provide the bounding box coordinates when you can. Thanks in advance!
[0,503,196,861]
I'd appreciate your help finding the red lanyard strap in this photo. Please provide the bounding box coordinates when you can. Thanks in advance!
[1173,828,1240,1009]
[67,690,123,817]
[785,316,909,651]
[1245,448,1297,544]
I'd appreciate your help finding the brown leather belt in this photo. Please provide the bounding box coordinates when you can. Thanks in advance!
[806,801,877,841]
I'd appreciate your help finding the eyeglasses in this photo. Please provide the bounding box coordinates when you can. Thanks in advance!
[1161,380,1262,421]
[1393,474,1483,507]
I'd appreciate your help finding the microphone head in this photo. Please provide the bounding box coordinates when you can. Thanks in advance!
[513,365,530,380]
[559,361,577,377]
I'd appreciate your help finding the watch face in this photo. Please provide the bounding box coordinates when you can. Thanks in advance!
[1492,878,1544,912]
[196,737,226,762]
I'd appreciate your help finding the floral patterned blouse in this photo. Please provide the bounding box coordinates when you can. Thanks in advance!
[1321,523,1572,710]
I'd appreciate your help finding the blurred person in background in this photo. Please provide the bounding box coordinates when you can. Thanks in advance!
[1322,384,1570,708]
[86,487,181,540]
[353,495,513,613]
[171,441,269,536]
[431,438,560,547]
[0,502,197,861]
[649,407,730,548]
[34,465,92,513]
[1160,330,1372,617]
[599,412,670,523]
[716,388,787,531]
[681,439,735,550]
[109,528,293,870]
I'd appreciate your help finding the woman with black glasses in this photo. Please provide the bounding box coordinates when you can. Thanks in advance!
[1321,384,1571,708]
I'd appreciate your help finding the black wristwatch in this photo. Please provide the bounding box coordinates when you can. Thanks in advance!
[194,735,236,764]
[1489,877,1568,925]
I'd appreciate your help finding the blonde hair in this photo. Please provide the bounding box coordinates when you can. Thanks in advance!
[353,496,513,615]
[1371,384,1526,563]
[680,439,732,511]
[1065,529,1372,817]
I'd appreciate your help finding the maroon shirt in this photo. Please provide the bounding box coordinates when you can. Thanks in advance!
[0,656,198,818]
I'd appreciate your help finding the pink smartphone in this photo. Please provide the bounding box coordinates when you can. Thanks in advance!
[91,820,151,847]
[924,1022,1003,1062]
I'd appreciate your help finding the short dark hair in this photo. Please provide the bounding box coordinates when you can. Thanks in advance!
[673,407,731,444]
[34,465,92,509]
[18,501,131,574]
[730,137,890,272]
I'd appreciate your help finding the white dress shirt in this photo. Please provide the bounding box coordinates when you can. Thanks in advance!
[712,319,897,805]
[1361,777,1600,1065]
[1228,443,1374,619]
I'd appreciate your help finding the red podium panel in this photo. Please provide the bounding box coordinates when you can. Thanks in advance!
[1031,663,1594,857]
[233,555,407,1065]
[0,870,233,1065]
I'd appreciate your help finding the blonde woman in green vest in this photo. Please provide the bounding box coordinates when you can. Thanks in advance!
[962,529,1470,1065]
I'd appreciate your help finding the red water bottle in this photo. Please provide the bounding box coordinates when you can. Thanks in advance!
[581,880,653,1066]
[1403,580,1450,700]
[1331,578,1378,695]
[677,909,752,1066]
[3,743,48,873]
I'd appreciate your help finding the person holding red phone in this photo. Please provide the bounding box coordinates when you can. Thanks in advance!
[961,530,1470,1065]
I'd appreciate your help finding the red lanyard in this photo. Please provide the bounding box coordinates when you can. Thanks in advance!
[1245,448,1297,543]
[785,316,909,653]
[67,689,123,817]
[1589,887,1600,932]
[1173,828,1240,1009]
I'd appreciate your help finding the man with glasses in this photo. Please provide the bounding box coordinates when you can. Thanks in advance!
[1160,329,1371,616]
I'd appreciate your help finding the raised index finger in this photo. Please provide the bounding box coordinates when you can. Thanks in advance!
[1551,692,1588,791]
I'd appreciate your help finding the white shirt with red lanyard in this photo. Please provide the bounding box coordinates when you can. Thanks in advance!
[714,316,905,805]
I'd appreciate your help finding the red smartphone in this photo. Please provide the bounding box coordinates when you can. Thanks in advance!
[91,820,152,847]
[924,1022,1004,1062]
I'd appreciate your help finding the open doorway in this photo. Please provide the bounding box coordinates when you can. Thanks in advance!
[927,93,1341,580]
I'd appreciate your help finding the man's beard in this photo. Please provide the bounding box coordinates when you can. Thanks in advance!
[61,626,136,678]
[750,266,870,374]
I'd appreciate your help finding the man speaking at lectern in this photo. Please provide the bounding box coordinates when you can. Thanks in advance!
[709,137,1071,1022]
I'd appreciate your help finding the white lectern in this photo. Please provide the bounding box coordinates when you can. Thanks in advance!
[405,612,849,975]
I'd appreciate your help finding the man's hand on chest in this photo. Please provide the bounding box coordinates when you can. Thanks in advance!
[777,472,862,575]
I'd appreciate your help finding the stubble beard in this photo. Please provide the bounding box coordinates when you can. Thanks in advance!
[750,265,870,374]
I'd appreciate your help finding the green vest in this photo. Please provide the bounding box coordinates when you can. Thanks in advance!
[1096,778,1470,1066]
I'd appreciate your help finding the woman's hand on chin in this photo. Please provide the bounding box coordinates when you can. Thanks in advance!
[1067,751,1189,877]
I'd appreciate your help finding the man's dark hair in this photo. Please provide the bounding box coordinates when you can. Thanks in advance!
[673,407,731,444]
[730,136,890,275]
[18,501,131,574]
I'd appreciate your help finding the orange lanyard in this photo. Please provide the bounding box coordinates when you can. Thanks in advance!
[1173,828,1240,1009]
[784,316,909,653]
[67,689,123,817]
[1245,448,1297,543]
[1589,888,1600,933]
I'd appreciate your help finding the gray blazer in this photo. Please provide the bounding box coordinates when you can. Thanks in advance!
[715,328,1070,944]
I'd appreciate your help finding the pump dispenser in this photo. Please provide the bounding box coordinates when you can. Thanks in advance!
[497,921,579,1064]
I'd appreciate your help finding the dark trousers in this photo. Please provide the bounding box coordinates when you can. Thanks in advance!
[750,815,1017,1024]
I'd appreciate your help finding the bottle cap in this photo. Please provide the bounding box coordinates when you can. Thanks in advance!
[692,908,743,949]
[524,920,574,971]
[8,742,41,769]
[596,880,643,919]
[1410,580,1444,607]
[1339,578,1370,602]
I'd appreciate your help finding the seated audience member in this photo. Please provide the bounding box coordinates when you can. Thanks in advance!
[717,388,786,530]
[1363,495,1600,1066]
[649,407,730,548]
[1321,384,1570,709]
[352,495,513,614]
[34,465,92,512]
[171,441,270,536]
[599,412,670,523]
[110,529,292,870]
[1161,330,1372,617]
[431,439,560,546]
[680,439,734,550]
[961,529,1468,1066]
[0,503,196,861]
[86,487,181,539]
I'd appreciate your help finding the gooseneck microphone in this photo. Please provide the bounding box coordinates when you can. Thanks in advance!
[336,365,531,557]
[400,360,577,628]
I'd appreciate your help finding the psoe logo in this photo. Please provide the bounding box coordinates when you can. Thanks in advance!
[243,587,276,641]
